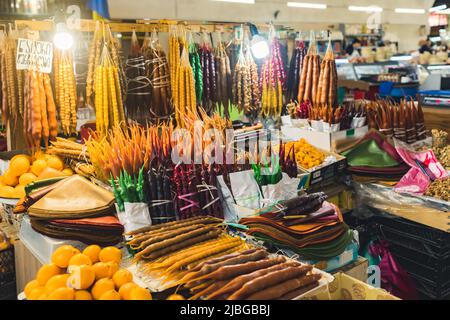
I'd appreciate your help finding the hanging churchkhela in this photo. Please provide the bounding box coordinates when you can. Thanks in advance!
[261,35,286,117]
[189,41,203,106]
[142,33,172,119]
[200,35,216,114]
[214,37,232,118]
[297,34,320,106]
[53,49,78,136]
[233,47,260,121]
[316,40,338,108]
[125,30,151,122]
[287,40,307,102]
[173,46,197,127]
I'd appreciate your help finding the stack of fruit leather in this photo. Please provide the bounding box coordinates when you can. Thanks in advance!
[340,130,409,181]
[240,200,353,261]
[27,175,124,245]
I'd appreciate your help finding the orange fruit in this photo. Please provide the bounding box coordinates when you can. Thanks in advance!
[24,280,41,298]
[13,185,26,198]
[129,287,152,300]
[27,286,46,300]
[91,278,115,300]
[92,261,119,280]
[19,172,37,186]
[167,294,185,300]
[9,156,30,176]
[38,293,48,300]
[62,168,74,176]
[67,265,95,290]
[44,274,70,295]
[51,245,80,268]
[118,282,138,300]
[3,170,19,187]
[36,263,62,286]
[74,290,93,300]
[68,253,92,266]
[47,287,75,300]
[99,246,122,264]
[31,159,47,176]
[82,245,101,264]
[112,269,133,289]
[33,151,46,161]
[46,155,64,171]
[99,289,121,300]
[0,186,15,198]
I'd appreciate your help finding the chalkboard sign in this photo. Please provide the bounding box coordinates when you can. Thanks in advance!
[16,38,53,73]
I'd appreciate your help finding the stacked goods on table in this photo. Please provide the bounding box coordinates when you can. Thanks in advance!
[431,129,449,170]
[21,175,123,245]
[340,130,409,180]
[0,153,73,199]
[366,99,427,143]
[239,193,353,260]
[23,244,151,300]
[127,217,325,300]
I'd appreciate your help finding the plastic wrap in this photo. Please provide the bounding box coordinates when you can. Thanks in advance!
[352,182,449,232]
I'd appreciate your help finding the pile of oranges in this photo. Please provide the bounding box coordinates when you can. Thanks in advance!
[24,245,152,300]
[0,152,73,199]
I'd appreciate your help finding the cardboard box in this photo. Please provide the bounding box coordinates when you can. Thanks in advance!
[335,256,369,283]
[305,272,400,300]
[297,148,347,188]
[281,125,368,153]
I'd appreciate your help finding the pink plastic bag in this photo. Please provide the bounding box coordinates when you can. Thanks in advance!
[394,143,447,195]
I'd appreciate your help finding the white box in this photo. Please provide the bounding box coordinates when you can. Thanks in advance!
[281,126,369,152]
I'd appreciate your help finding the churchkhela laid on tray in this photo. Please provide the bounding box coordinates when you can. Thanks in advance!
[126,218,322,300]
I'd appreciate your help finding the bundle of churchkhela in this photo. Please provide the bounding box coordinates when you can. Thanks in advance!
[53,48,77,136]
[287,41,307,102]
[86,22,127,134]
[233,48,260,120]
[297,36,320,106]
[366,99,427,143]
[315,41,338,108]
[215,39,233,118]
[199,36,216,114]
[189,42,203,106]
[142,32,172,119]
[124,30,151,122]
[261,36,286,117]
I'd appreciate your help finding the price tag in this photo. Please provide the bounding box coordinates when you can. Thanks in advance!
[16,38,53,74]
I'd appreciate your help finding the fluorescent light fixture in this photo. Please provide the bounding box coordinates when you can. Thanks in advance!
[395,8,425,14]
[390,55,413,61]
[429,36,442,42]
[429,4,447,12]
[251,35,270,59]
[287,2,327,9]
[436,9,450,14]
[348,6,383,13]
[335,59,349,64]
[210,0,255,4]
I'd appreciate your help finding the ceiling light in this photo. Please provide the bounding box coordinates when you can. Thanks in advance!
[395,8,425,14]
[287,2,327,9]
[53,22,74,51]
[429,4,447,12]
[251,35,269,59]
[348,6,383,13]
[210,0,255,4]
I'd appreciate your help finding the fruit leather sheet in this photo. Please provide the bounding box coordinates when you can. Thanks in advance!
[14,179,67,214]
[30,216,124,246]
[28,175,115,219]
